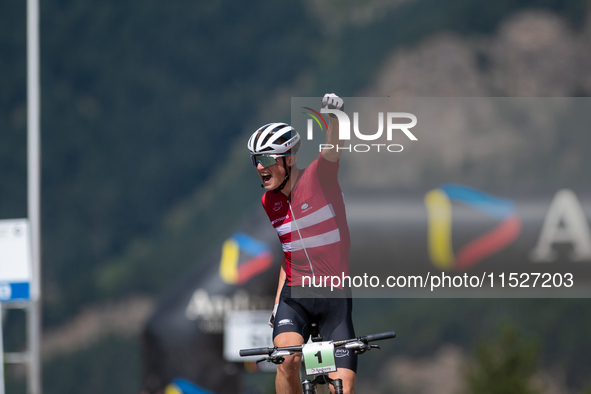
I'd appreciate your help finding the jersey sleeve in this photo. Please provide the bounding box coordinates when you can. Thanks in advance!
[316,152,340,183]
[261,191,273,215]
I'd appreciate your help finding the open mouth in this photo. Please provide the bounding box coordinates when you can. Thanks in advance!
[261,174,272,184]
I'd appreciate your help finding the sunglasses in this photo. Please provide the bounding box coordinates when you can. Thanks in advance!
[250,153,292,168]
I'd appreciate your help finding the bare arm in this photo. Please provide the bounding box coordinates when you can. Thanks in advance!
[274,259,287,305]
[269,260,286,328]
[269,259,287,328]
[322,115,342,162]
[320,93,345,162]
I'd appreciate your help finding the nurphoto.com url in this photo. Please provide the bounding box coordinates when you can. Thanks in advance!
[301,272,574,292]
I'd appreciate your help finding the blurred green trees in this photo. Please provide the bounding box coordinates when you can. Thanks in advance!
[2,0,321,326]
[463,322,541,394]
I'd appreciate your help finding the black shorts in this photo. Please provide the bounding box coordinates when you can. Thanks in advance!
[272,284,357,373]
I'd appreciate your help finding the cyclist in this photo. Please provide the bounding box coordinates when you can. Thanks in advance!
[247,94,356,394]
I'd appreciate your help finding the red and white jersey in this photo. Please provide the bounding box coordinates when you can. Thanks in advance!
[262,153,350,287]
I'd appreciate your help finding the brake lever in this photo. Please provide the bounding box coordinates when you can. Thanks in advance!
[354,343,370,355]
[256,356,286,364]
[353,344,381,355]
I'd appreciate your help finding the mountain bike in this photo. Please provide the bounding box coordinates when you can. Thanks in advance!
[239,327,396,394]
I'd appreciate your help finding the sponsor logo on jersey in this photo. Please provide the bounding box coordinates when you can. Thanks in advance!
[277,319,294,327]
[301,202,309,210]
[274,201,283,211]
[335,348,349,358]
[271,214,289,225]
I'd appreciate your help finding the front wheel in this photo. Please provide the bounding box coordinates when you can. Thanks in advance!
[315,383,329,394]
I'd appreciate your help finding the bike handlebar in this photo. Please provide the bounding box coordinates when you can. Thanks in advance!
[332,330,396,346]
[364,331,397,342]
[239,330,396,357]
[239,347,274,357]
[239,344,304,357]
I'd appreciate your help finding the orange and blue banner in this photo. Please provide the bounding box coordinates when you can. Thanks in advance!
[218,232,273,285]
[425,184,522,271]
[165,378,213,394]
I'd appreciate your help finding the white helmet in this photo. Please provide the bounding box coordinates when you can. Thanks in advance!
[247,123,301,155]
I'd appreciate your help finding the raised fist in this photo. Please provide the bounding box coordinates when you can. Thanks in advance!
[322,93,345,112]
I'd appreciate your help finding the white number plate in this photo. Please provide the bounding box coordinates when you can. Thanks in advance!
[302,341,336,375]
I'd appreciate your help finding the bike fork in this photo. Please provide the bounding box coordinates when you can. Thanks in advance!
[302,379,315,394]
[302,376,343,394]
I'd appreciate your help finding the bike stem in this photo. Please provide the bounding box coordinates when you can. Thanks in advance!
[302,375,343,394]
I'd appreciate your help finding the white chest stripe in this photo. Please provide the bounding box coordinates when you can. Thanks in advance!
[275,222,291,237]
[274,204,335,238]
[292,204,335,230]
[291,229,340,252]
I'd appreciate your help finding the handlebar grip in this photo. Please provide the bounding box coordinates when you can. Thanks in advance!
[239,347,273,357]
[365,331,396,342]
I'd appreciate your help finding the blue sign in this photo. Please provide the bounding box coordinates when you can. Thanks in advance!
[0,282,30,302]
[0,219,32,302]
